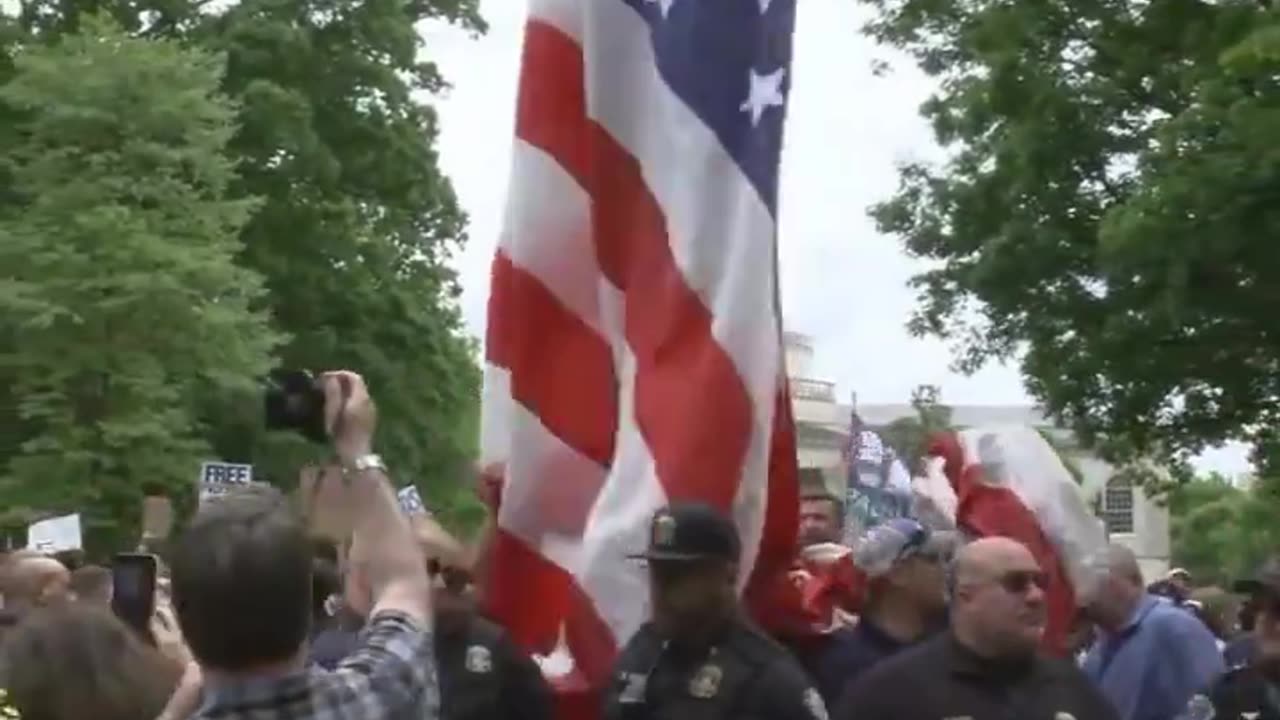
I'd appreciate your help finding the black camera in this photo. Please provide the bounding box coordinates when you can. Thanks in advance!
[264,370,328,443]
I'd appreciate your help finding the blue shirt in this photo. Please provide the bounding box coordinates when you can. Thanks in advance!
[815,621,908,706]
[1083,594,1225,720]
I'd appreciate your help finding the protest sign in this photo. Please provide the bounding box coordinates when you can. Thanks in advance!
[27,513,82,553]
[198,461,254,504]
[142,496,174,539]
[842,428,913,544]
[397,486,427,516]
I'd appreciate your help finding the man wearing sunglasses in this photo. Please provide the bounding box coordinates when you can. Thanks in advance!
[603,503,828,720]
[832,536,1118,720]
[815,518,949,705]
[1192,558,1280,720]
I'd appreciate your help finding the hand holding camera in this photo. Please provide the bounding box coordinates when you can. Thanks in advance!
[264,368,377,464]
[319,370,376,465]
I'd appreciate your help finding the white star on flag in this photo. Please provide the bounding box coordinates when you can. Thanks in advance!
[739,67,786,126]
[758,0,774,12]
[646,0,675,19]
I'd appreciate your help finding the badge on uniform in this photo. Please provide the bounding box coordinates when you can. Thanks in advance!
[1183,694,1214,720]
[464,645,492,674]
[688,664,722,699]
[653,513,677,548]
[803,688,829,720]
[619,672,648,703]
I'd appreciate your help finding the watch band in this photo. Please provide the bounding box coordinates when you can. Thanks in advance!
[350,453,387,473]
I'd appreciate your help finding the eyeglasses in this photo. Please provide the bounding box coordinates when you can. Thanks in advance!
[997,570,1048,595]
[426,559,472,592]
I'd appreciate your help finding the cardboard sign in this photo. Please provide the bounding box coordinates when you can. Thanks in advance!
[199,461,253,504]
[397,486,427,516]
[142,496,174,539]
[27,513,82,553]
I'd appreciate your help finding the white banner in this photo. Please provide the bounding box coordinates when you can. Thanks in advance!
[27,513,82,553]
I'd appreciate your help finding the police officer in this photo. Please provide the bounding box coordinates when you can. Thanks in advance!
[431,550,554,720]
[1190,557,1280,720]
[604,502,829,720]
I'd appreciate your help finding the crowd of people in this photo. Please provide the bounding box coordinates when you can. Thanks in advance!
[0,371,1275,720]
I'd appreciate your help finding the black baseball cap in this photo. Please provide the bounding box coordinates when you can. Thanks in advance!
[628,503,741,563]
[1234,557,1280,596]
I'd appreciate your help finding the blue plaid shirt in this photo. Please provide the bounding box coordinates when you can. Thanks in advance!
[192,612,438,720]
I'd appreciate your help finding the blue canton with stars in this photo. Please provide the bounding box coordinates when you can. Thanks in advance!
[622,0,797,218]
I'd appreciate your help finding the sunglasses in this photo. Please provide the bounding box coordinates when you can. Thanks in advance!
[426,559,472,592]
[997,570,1048,595]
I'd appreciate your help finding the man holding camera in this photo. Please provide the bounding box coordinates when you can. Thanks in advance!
[167,370,438,720]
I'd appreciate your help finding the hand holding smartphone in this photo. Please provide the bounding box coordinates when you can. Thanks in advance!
[111,553,158,642]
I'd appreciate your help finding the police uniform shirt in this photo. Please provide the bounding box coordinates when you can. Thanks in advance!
[434,615,554,720]
[833,633,1120,720]
[1195,664,1280,720]
[603,620,829,720]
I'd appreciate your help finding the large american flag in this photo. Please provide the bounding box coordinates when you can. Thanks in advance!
[480,0,799,715]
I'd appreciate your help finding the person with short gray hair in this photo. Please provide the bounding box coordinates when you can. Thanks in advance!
[1082,543,1224,720]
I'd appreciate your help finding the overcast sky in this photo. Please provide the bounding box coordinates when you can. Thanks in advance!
[420,0,1249,474]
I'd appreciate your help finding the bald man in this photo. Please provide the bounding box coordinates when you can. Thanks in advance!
[834,537,1117,720]
[3,554,71,614]
[1082,543,1223,720]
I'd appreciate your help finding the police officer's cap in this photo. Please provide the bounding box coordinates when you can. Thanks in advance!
[629,503,741,563]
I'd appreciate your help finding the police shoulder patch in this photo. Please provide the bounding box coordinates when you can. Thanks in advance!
[1183,693,1215,720]
[803,688,829,720]
[464,644,492,674]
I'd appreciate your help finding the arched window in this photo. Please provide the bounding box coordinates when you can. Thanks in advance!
[1102,476,1135,534]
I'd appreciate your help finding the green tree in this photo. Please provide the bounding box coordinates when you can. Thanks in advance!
[861,0,1280,471]
[881,384,953,475]
[1169,474,1280,587]
[192,0,485,499]
[0,15,279,551]
[0,0,486,534]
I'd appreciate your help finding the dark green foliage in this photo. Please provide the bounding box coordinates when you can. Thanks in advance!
[0,0,485,550]
[861,0,1280,471]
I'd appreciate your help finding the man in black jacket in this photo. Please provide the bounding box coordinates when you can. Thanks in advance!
[1192,558,1280,720]
[833,537,1118,720]
[430,550,554,720]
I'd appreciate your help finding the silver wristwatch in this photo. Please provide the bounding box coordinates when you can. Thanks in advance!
[349,453,387,473]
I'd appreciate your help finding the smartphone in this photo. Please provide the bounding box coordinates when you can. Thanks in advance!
[111,553,157,639]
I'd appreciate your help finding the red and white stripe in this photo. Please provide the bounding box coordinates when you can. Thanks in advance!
[481,0,798,709]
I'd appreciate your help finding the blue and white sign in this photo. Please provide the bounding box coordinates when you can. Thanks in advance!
[843,428,913,544]
[397,486,427,516]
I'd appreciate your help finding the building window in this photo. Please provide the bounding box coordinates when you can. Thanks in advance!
[1102,477,1135,534]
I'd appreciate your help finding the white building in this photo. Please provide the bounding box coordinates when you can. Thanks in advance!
[785,331,1171,581]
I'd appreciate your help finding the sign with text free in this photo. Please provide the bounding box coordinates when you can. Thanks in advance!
[199,461,254,504]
